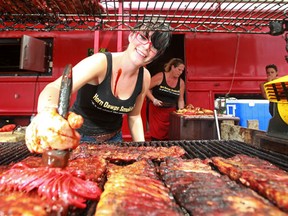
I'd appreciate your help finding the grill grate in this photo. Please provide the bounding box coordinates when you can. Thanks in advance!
[0,0,287,33]
[1,140,288,171]
[0,142,40,166]
[93,139,288,171]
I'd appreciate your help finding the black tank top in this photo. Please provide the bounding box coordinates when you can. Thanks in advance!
[152,72,180,108]
[71,52,144,135]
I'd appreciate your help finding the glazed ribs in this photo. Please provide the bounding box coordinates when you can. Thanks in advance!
[95,159,184,216]
[19,155,107,184]
[71,144,186,162]
[0,191,67,216]
[159,157,287,215]
[211,154,288,212]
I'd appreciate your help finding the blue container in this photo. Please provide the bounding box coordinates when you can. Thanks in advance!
[226,99,271,131]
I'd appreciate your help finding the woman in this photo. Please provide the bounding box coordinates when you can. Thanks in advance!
[259,64,278,116]
[147,58,185,141]
[25,20,171,153]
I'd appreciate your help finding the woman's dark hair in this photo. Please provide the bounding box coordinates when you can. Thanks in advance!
[133,18,172,57]
[265,64,278,72]
[164,58,184,72]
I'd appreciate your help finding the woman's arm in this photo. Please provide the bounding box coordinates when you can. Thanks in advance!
[146,72,163,101]
[128,68,151,142]
[178,79,185,109]
[26,53,107,153]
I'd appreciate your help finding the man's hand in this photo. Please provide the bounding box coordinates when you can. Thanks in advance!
[267,76,274,82]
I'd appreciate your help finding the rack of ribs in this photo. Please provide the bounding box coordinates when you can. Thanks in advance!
[71,144,186,162]
[95,159,184,215]
[211,154,288,212]
[0,191,67,216]
[159,157,287,215]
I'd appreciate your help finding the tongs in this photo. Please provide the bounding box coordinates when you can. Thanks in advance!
[42,64,73,168]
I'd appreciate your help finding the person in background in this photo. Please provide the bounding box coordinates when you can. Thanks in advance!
[147,58,185,141]
[259,64,279,116]
[25,19,172,153]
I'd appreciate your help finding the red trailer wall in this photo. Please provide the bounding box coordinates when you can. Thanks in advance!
[185,33,287,109]
[0,31,94,121]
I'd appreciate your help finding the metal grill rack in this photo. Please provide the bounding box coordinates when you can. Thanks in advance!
[0,0,287,33]
[2,140,288,172]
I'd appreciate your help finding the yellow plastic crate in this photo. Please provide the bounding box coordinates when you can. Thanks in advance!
[264,75,288,103]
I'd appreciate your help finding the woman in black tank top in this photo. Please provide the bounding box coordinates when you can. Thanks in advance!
[25,19,172,153]
[147,58,186,141]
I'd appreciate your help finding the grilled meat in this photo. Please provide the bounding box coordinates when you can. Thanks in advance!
[0,156,105,208]
[211,154,288,212]
[71,144,186,162]
[107,159,158,179]
[20,156,44,167]
[176,104,214,115]
[0,191,67,216]
[159,157,287,215]
[66,156,107,183]
[0,165,11,174]
[95,159,184,216]
[20,155,107,184]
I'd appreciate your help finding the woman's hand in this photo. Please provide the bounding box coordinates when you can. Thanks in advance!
[153,98,163,106]
[25,108,83,154]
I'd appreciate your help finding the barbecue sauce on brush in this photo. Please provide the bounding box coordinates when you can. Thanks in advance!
[42,149,70,168]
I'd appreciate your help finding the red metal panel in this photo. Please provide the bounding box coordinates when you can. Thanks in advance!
[52,32,94,78]
[185,33,287,79]
[185,32,288,110]
[186,90,212,109]
[96,31,118,52]
[0,82,38,115]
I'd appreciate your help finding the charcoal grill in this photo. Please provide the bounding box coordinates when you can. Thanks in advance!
[1,139,288,215]
[1,140,288,172]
